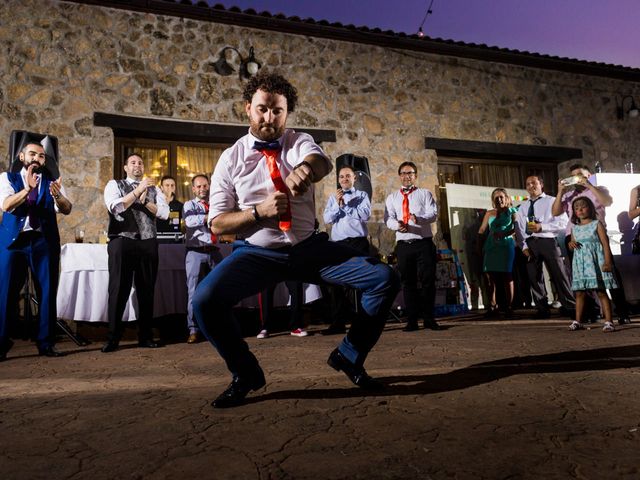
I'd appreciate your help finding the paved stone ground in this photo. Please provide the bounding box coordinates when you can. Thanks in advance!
[1,315,640,480]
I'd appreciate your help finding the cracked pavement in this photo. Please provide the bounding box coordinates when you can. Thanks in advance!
[1,316,639,479]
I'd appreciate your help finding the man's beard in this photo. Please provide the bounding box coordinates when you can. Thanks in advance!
[250,120,284,142]
[25,161,43,173]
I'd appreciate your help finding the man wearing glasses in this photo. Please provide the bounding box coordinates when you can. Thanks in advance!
[384,162,440,331]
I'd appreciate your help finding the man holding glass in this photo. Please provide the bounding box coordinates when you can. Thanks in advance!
[515,175,574,319]
[102,154,169,352]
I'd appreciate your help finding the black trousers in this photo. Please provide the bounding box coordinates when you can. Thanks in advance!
[396,238,437,323]
[107,237,158,342]
[260,280,304,332]
[324,236,370,327]
[525,237,575,312]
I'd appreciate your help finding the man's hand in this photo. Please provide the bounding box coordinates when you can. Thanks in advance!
[557,179,567,194]
[398,220,409,233]
[136,178,153,202]
[257,192,289,218]
[25,164,39,190]
[528,222,542,233]
[336,188,344,207]
[49,178,62,199]
[285,164,313,196]
[409,213,417,224]
[523,248,533,260]
[602,261,612,272]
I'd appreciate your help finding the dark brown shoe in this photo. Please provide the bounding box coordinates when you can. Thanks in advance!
[101,341,119,353]
[187,332,201,344]
[424,319,442,330]
[138,340,162,348]
[0,339,14,361]
[38,345,65,357]
[403,322,419,332]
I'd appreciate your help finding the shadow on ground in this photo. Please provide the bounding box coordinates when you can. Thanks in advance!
[246,344,640,404]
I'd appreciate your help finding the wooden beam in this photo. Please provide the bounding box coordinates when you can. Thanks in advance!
[93,112,336,144]
[425,137,582,163]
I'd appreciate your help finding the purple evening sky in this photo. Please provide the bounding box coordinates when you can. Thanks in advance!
[213,0,640,68]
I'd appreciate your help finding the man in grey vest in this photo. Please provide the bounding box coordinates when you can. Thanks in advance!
[102,154,169,352]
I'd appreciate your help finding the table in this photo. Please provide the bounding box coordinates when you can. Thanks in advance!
[56,243,321,322]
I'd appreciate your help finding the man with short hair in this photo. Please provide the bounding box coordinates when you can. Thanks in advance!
[193,72,399,408]
[182,174,222,344]
[552,163,630,324]
[0,142,72,360]
[384,162,440,332]
[515,175,575,318]
[322,165,371,334]
[102,154,169,352]
[157,175,183,233]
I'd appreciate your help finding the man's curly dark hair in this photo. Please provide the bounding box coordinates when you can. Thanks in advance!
[242,72,298,112]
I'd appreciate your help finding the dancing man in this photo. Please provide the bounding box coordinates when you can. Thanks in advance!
[193,72,399,408]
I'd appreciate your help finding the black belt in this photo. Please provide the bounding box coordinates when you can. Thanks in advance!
[398,238,430,245]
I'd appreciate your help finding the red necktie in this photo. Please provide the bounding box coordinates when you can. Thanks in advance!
[260,149,291,232]
[200,200,217,243]
[400,187,415,224]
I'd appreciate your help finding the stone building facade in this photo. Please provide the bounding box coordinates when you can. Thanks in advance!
[1,0,639,252]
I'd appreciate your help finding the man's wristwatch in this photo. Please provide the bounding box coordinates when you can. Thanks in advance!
[252,205,261,221]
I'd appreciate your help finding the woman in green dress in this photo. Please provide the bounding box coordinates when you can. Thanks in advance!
[478,188,518,317]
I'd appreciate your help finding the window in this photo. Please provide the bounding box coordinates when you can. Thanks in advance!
[114,138,230,202]
[437,157,559,247]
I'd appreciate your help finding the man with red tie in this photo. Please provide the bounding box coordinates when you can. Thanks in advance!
[182,174,222,344]
[192,72,399,408]
[385,162,440,332]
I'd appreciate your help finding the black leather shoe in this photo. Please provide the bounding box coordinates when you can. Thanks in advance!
[38,345,65,357]
[212,369,266,408]
[424,319,442,330]
[0,339,14,361]
[101,341,119,353]
[327,348,384,391]
[619,316,631,325]
[138,340,162,348]
[321,324,347,335]
[403,322,419,332]
[534,309,551,319]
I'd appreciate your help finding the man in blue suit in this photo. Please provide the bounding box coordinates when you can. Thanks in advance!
[0,142,72,360]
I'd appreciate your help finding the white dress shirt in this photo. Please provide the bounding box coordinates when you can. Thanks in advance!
[183,198,213,247]
[209,128,331,248]
[103,177,169,219]
[515,193,569,250]
[384,187,438,241]
[0,168,68,232]
[323,189,370,241]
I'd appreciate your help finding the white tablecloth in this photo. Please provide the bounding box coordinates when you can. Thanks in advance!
[56,242,321,322]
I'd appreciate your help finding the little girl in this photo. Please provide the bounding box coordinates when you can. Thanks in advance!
[568,196,618,332]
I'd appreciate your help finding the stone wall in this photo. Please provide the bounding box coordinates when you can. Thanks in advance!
[1,0,638,252]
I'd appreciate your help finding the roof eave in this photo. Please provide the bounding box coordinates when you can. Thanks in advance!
[64,0,640,83]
